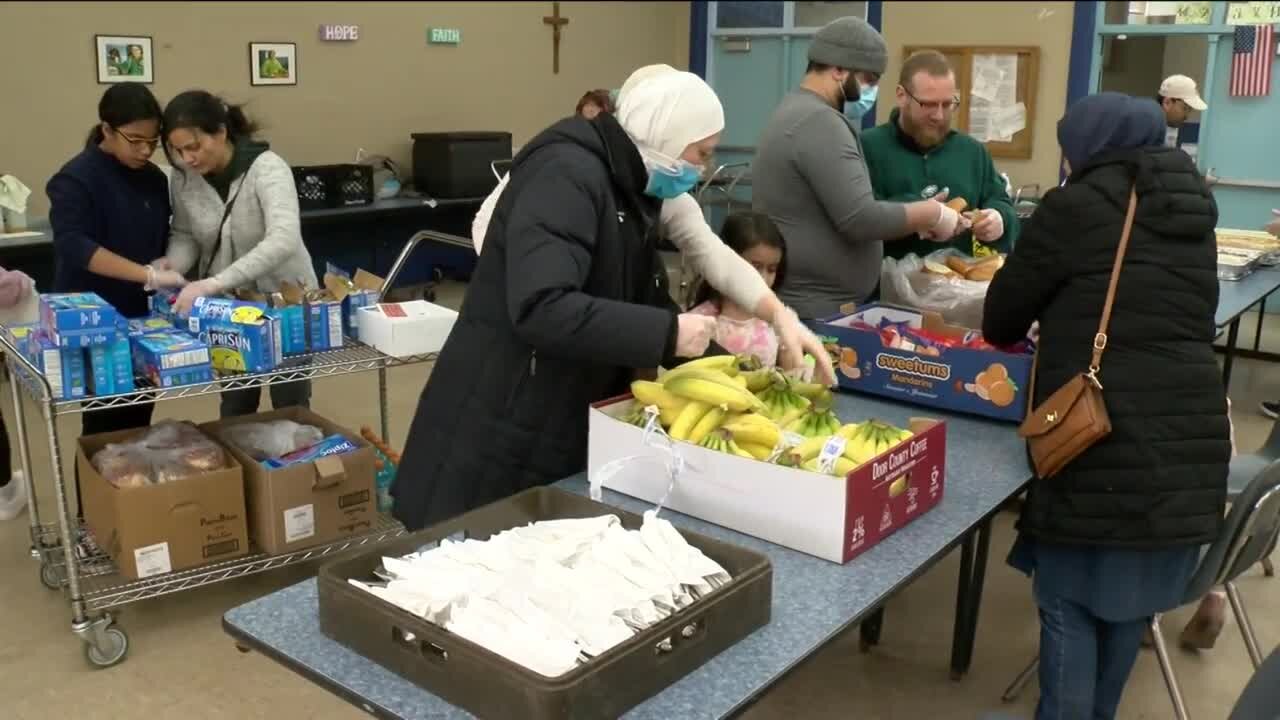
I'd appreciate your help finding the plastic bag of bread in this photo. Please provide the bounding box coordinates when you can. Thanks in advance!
[881,249,1003,330]
[221,420,325,461]
[90,421,227,486]
[91,443,153,489]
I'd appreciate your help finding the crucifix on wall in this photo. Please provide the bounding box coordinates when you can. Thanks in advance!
[543,2,570,74]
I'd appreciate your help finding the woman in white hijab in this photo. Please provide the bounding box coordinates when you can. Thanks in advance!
[394,70,752,529]
[472,65,836,386]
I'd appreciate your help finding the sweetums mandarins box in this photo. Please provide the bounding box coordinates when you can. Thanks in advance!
[809,303,1034,423]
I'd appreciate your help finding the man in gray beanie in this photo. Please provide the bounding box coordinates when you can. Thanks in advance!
[753,17,967,320]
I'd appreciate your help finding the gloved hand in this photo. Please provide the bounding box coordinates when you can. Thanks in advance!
[923,201,968,242]
[172,277,223,318]
[971,209,1005,243]
[0,267,34,309]
[144,265,187,291]
[674,313,717,358]
[1266,209,1279,238]
[150,257,174,272]
[772,307,837,387]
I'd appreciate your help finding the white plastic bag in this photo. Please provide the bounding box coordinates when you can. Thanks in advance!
[880,249,991,329]
[221,420,325,461]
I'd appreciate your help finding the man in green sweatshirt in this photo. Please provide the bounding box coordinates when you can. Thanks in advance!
[863,50,1019,261]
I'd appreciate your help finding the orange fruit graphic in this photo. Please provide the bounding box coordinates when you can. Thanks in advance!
[988,380,1015,407]
[987,363,1009,382]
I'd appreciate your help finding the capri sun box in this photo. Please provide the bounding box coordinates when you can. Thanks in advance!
[588,398,946,564]
[808,304,1033,423]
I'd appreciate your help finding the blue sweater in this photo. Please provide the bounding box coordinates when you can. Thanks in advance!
[47,146,170,317]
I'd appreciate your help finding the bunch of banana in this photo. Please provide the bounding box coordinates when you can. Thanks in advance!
[842,421,914,465]
[663,368,766,414]
[784,435,858,476]
[782,405,843,439]
[756,378,810,425]
[801,455,857,477]
[659,354,739,381]
[720,413,781,460]
[669,401,731,444]
[698,429,754,459]
[740,366,776,393]
[630,380,689,427]
[620,405,656,429]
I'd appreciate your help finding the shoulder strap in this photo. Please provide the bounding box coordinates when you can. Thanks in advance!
[1088,186,1138,375]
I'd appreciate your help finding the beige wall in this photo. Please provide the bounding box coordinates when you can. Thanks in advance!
[0,1,690,217]
[878,1,1076,191]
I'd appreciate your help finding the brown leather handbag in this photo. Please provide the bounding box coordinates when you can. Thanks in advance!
[1018,187,1138,479]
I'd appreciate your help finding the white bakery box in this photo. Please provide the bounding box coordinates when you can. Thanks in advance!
[355,301,457,357]
[587,396,948,564]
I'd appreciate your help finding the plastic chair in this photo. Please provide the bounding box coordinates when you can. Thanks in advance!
[1229,647,1280,720]
[1001,461,1280,719]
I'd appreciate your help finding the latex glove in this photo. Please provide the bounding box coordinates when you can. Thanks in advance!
[0,267,34,308]
[923,202,967,242]
[150,257,174,272]
[144,265,187,291]
[773,307,837,387]
[1266,209,1280,238]
[172,277,223,317]
[971,208,1005,244]
[1028,321,1040,344]
[674,313,717,358]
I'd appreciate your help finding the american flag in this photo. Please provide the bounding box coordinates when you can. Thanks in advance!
[1230,24,1275,97]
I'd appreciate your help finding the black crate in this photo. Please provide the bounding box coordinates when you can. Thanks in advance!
[318,486,773,720]
[291,164,374,210]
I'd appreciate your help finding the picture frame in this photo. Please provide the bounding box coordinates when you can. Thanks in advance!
[249,42,297,86]
[95,35,154,84]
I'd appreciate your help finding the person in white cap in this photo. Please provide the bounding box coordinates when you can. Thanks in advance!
[1157,74,1207,129]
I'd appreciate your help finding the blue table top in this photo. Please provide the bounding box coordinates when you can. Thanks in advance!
[223,392,1031,720]
[1216,268,1280,328]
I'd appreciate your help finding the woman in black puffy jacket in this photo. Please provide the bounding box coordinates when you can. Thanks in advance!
[983,92,1229,720]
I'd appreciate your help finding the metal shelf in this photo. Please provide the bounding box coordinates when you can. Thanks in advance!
[6,340,436,416]
[38,516,407,612]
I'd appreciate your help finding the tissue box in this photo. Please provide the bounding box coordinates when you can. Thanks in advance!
[88,332,135,396]
[131,330,214,388]
[39,293,119,343]
[28,330,88,400]
[187,297,282,373]
[324,265,383,340]
[355,301,457,357]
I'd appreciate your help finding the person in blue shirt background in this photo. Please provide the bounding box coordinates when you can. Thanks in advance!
[46,84,186,513]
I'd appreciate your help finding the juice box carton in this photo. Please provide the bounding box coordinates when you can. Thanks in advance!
[28,330,88,400]
[323,265,383,340]
[305,290,344,352]
[131,330,214,388]
[187,297,282,373]
[237,288,306,356]
[126,315,174,338]
[39,293,120,345]
[3,323,38,357]
[88,327,136,396]
[149,289,179,320]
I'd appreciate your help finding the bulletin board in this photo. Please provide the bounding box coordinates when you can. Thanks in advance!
[902,46,1040,160]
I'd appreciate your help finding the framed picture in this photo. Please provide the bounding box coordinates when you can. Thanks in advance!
[249,42,297,86]
[95,35,154,84]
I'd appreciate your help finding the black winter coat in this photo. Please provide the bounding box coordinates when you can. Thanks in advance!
[983,146,1229,548]
[392,114,680,531]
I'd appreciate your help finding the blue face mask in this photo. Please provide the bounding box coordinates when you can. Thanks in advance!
[845,83,878,121]
[644,161,702,199]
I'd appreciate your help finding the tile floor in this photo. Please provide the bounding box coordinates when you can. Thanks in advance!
[0,288,1275,719]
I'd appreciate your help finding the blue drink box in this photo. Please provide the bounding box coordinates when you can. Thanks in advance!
[809,303,1034,423]
[27,329,88,401]
[39,292,123,348]
[324,265,383,341]
[131,330,214,388]
[187,297,282,373]
[127,315,174,337]
[88,325,136,396]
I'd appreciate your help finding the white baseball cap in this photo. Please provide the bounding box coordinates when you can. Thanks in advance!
[1159,75,1207,111]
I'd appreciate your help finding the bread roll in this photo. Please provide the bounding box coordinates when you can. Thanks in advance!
[945,256,971,275]
[965,263,1001,282]
[945,197,968,212]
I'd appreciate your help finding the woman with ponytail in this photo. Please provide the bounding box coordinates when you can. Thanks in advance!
[160,90,316,417]
[46,84,186,510]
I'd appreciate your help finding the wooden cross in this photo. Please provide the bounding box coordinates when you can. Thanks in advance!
[542,2,569,75]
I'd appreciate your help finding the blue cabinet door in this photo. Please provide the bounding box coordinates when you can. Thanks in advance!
[1201,36,1280,231]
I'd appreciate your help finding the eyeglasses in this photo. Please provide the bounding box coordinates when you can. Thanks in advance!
[902,87,962,114]
[112,127,160,150]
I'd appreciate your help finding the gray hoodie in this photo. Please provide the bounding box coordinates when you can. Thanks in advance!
[167,150,317,292]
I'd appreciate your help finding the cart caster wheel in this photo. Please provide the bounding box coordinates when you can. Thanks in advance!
[84,627,128,668]
[39,563,60,590]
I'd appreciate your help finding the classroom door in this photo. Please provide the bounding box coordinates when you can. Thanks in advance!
[1200,35,1280,230]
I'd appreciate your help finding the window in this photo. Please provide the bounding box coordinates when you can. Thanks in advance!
[715,1,784,29]
[794,1,868,28]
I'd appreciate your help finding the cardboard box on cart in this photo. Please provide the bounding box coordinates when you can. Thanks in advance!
[588,397,947,564]
[810,303,1033,423]
[202,407,377,555]
[77,426,249,580]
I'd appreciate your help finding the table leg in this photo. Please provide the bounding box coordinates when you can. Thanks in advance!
[859,607,884,652]
[951,518,994,681]
[1222,318,1241,390]
[1255,296,1269,352]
